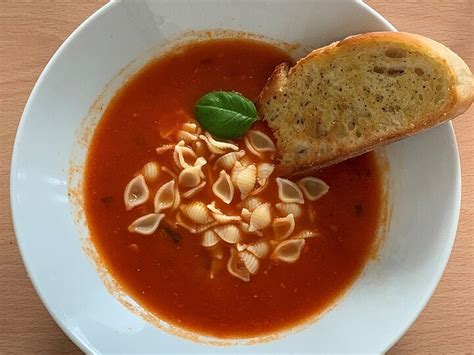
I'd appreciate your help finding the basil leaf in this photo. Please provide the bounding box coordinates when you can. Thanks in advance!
[194,91,258,139]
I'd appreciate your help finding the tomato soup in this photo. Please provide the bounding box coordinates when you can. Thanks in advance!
[84,38,382,338]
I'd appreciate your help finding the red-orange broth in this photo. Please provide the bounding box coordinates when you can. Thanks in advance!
[84,39,382,338]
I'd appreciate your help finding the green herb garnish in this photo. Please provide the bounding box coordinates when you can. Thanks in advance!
[194,91,258,139]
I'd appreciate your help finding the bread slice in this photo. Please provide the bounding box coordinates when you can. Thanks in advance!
[257,32,474,176]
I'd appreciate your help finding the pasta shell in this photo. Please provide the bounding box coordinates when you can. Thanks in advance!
[214,224,241,244]
[249,183,268,197]
[195,221,220,233]
[271,239,305,263]
[194,156,207,169]
[239,222,263,237]
[179,166,202,188]
[213,214,241,224]
[200,132,239,154]
[272,214,295,241]
[214,150,246,170]
[142,162,160,183]
[155,144,174,155]
[239,251,260,275]
[153,180,175,213]
[276,178,305,204]
[236,164,257,199]
[182,181,206,199]
[244,136,261,157]
[241,208,252,221]
[182,122,198,133]
[180,202,214,224]
[204,202,240,223]
[249,203,272,232]
[174,142,197,169]
[227,248,250,282]
[247,239,271,258]
[201,229,220,247]
[231,161,246,186]
[128,213,164,235]
[256,163,275,186]
[275,203,302,218]
[177,130,198,143]
[297,177,329,201]
[194,140,207,156]
[175,211,197,234]
[247,130,276,152]
[239,155,253,167]
[295,230,320,239]
[171,187,180,211]
[124,175,150,210]
[241,196,264,211]
[206,201,220,214]
[236,242,248,252]
[212,170,234,204]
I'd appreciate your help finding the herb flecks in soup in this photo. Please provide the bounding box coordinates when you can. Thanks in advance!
[84,38,382,338]
[124,124,327,281]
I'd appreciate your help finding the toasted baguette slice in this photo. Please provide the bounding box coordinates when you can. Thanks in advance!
[257,32,474,176]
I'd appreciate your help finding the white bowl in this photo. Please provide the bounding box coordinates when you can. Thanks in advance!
[10,0,461,353]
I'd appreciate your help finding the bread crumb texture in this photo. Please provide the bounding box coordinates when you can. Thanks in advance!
[260,36,463,172]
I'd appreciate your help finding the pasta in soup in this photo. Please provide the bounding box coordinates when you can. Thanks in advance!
[84,38,382,338]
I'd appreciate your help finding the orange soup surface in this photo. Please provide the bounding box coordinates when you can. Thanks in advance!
[84,39,382,338]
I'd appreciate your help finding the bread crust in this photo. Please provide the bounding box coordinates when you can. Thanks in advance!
[257,32,474,176]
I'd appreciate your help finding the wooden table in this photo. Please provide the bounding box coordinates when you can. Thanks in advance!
[1,1,472,353]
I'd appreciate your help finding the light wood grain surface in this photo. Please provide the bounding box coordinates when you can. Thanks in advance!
[0,1,472,353]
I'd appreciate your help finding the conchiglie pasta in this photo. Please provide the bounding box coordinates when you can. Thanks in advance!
[239,251,260,275]
[154,180,175,213]
[212,170,234,204]
[275,202,302,218]
[231,161,246,186]
[174,142,197,169]
[214,224,241,243]
[124,174,149,210]
[182,181,206,199]
[215,150,245,170]
[241,196,264,211]
[201,229,220,247]
[182,122,198,133]
[227,248,250,282]
[177,130,198,143]
[236,164,257,199]
[256,163,274,186]
[142,162,159,183]
[249,203,272,232]
[155,144,174,155]
[272,214,295,240]
[246,239,271,258]
[247,130,276,152]
[124,122,327,281]
[200,132,239,154]
[276,177,305,204]
[297,177,329,201]
[175,211,197,234]
[180,202,214,224]
[271,239,305,263]
[128,213,164,235]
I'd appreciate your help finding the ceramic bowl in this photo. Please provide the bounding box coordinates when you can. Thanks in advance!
[11,0,460,353]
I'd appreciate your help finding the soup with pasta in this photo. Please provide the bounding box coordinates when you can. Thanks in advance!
[84,38,383,338]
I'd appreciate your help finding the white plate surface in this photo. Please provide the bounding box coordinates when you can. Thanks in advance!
[11,1,460,353]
